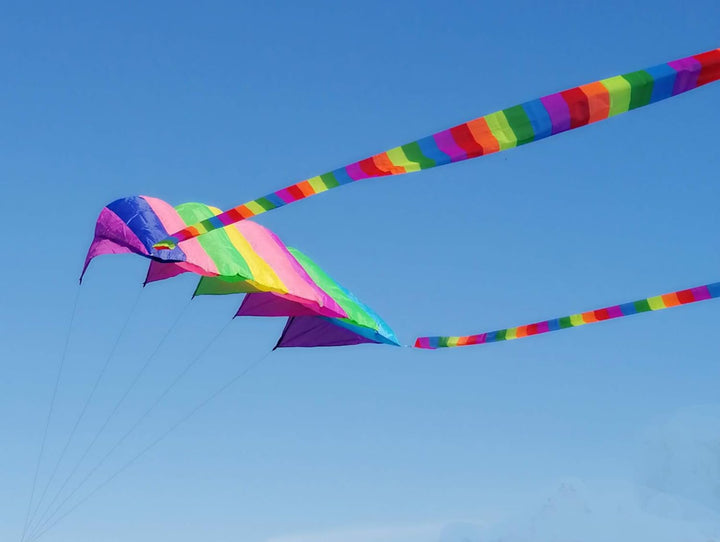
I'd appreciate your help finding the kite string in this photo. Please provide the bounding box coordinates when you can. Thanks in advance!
[24,287,143,535]
[20,285,81,542]
[25,297,192,538]
[27,316,236,541]
[29,347,273,542]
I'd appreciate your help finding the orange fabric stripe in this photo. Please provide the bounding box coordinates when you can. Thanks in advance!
[373,152,407,174]
[296,180,316,197]
[582,311,598,323]
[236,205,255,219]
[466,117,500,154]
[580,82,611,124]
[661,292,681,307]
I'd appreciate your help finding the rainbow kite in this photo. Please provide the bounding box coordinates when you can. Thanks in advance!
[154,48,720,250]
[84,196,399,348]
[414,282,720,349]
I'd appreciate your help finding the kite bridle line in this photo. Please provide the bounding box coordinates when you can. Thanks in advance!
[24,296,193,540]
[27,343,274,542]
[22,288,144,540]
[20,286,81,542]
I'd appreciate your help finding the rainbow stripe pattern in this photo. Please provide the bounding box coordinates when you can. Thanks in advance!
[154,48,720,250]
[414,282,720,349]
[83,196,399,347]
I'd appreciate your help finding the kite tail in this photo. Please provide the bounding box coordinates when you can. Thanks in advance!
[155,47,720,250]
[415,281,720,349]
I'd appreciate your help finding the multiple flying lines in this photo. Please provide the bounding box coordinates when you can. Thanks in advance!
[21,289,266,542]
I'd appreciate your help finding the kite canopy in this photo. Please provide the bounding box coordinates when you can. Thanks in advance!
[84,196,400,348]
[233,248,399,348]
[415,282,720,349]
[153,47,720,250]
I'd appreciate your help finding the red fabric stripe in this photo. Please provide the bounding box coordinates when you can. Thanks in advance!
[225,208,245,222]
[286,184,306,200]
[594,308,611,321]
[676,288,696,304]
[449,123,485,158]
[525,323,539,336]
[560,87,591,128]
[694,49,720,87]
[358,157,390,177]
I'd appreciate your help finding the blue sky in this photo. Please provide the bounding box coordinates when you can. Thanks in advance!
[1,1,720,541]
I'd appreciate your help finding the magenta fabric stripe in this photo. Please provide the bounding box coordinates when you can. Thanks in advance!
[345,162,370,181]
[276,188,296,203]
[540,93,571,133]
[536,321,550,333]
[691,285,711,301]
[669,57,702,94]
[433,130,467,161]
[217,213,237,226]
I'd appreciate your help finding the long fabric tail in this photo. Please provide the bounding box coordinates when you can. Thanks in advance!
[155,48,720,250]
[414,282,720,349]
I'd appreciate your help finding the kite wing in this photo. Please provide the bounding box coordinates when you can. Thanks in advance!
[229,247,400,348]
[154,48,720,250]
[83,196,345,318]
[86,196,399,347]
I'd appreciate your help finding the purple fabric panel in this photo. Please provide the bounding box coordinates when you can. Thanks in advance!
[433,130,467,162]
[668,57,702,95]
[144,261,189,285]
[345,162,371,180]
[236,293,322,317]
[536,321,550,333]
[81,207,149,281]
[539,93,571,134]
[275,317,377,348]
[691,285,711,301]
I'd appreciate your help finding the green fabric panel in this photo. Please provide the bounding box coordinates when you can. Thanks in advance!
[255,197,277,211]
[601,76,632,117]
[622,70,654,110]
[559,316,573,329]
[287,248,378,330]
[174,203,253,279]
[194,276,261,296]
[502,105,535,145]
[495,329,507,341]
[634,299,652,313]
[400,141,436,169]
[320,172,340,188]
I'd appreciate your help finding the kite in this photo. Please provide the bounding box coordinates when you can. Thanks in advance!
[84,196,399,348]
[414,282,720,348]
[153,47,720,250]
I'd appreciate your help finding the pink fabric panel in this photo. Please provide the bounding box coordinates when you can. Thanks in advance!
[141,195,219,276]
[235,220,346,318]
